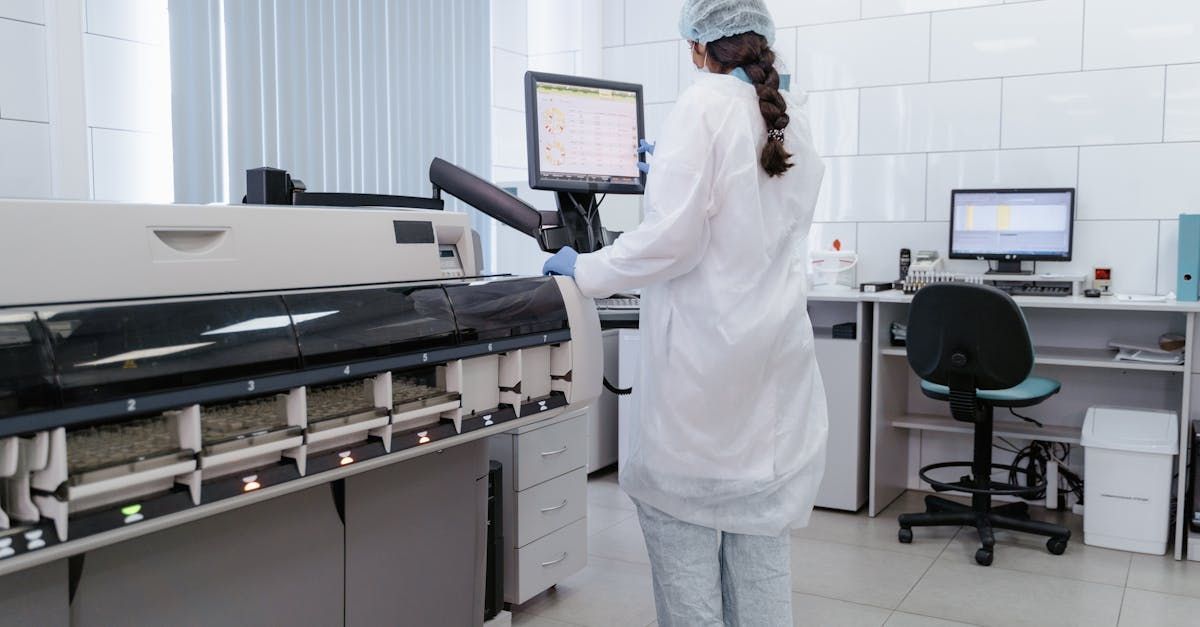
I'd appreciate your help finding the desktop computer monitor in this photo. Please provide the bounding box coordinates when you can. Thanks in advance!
[949,188,1075,274]
[524,71,646,195]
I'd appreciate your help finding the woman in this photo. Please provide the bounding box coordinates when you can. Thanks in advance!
[542,1,828,624]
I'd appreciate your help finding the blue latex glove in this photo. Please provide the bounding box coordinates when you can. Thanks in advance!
[637,139,655,173]
[542,246,578,277]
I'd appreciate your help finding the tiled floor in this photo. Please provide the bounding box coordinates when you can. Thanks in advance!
[511,469,1200,627]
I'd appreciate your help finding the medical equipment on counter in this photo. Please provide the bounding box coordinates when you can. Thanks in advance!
[0,197,602,569]
[909,249,943,274]
[1094,267,1113,294]
[523,71,647,254]
[901,271,984,294]
[810,240,857,291]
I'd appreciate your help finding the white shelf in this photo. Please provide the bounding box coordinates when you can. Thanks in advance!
[879,345,1184,373]
[891,414,1081,445]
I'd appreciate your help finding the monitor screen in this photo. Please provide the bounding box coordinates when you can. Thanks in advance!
[949,189,1075,261]
[525,72,645,194]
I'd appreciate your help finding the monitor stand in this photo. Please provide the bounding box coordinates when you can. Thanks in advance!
[986,259,1032,275]
[554,191,620,253]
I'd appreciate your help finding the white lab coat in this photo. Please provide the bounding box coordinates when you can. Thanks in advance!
[574,72,828,536]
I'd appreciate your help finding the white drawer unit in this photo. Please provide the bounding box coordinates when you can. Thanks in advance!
[512,518,588,603]
[512,412,588,492]
[515,467,586,547]
[489,410,589,605]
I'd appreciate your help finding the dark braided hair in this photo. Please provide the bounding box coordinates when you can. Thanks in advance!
[704,32,793,177]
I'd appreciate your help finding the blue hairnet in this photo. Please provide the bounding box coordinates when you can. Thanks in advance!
[679,0,776,46]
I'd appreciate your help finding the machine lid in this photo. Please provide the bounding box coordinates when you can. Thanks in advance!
[0,311,59,420]
[40,295,302,408]
[443,277,569,342]
[283,285,458,368]
[1080,406,1178,455]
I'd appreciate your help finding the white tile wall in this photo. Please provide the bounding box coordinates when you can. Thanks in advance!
[1077,143,1200,220]
[85,0,168,45]
[793,15,930,91]
[510,0,1200,296]
[1084,0,1200,69]
[602,41,680,104]
[1056,220,1160,293]
[529,51,579,75]
[1165,64,1200,142]
[1159,219,1178,295]
[925,148,1078,220]
[624,0,682,45]
[0,119,51,198]
[528,0,582,55]
[643,102,673,141]
[0,0,44,23]
[1001,67,1165,148]
[859,79,1001,154]
[84,34,172,133]
[493,0,529,53]
[773,0,859,28]
[91,128,173,202]
[602,0,623,47]
[815,154,927,222]
[804,90,859,156]
[862,0,1001,18]
[930,0,1083,81]
[492,107,527,169]
[0,18,49,122]
[857,221,953,283]
[493,49,528,111]
[773,27,797,76]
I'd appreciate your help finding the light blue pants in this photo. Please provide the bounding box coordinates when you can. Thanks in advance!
[634,500,793,627]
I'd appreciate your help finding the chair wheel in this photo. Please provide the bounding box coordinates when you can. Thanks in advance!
[898,528,913,544]
[1047,537,1068,555]
[975,548,993,566]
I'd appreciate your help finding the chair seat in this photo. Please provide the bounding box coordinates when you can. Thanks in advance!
[920,376,1061,407]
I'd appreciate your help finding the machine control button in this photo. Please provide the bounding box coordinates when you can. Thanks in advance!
[27,539,46,551]
[24,529,42,541]
[0,547,14,559]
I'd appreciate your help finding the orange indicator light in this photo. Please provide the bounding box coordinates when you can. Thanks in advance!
[243,481,261,492]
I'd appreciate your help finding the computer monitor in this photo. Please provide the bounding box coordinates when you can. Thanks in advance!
[524,71,646,195]
[949,188,1075,274]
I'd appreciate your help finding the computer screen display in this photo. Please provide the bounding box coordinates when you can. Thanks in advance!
[949,189,1075,261]
[525,72,645,194]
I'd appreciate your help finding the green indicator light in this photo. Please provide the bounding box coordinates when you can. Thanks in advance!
[121,504,142,517]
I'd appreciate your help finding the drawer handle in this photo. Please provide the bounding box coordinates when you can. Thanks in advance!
[540,499,568,513]
[540,446,568,457]
[541,552,568,567]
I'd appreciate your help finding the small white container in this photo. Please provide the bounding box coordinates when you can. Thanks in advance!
[1080,406,1178,555]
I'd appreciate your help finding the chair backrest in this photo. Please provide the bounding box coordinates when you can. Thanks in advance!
[906,283,1033,392]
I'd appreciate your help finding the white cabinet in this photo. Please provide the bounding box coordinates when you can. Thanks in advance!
[616,329,641,471]
[586,329,620,472]
[489,410,589,604]
[810,298,873,511]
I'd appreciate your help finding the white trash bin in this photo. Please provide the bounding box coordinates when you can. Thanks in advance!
[1080,406,1178,554]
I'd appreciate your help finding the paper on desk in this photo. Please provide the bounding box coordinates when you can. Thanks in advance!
[1113,349,1184,365]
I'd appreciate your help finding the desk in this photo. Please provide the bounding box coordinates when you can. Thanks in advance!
[809,289,1200,561]
[603,291,1200,560]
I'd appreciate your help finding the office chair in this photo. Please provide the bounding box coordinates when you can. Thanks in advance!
[897,283,1071,566]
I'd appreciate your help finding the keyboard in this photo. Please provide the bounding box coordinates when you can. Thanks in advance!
[995,284,1072,297]
[597,297,640,310]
